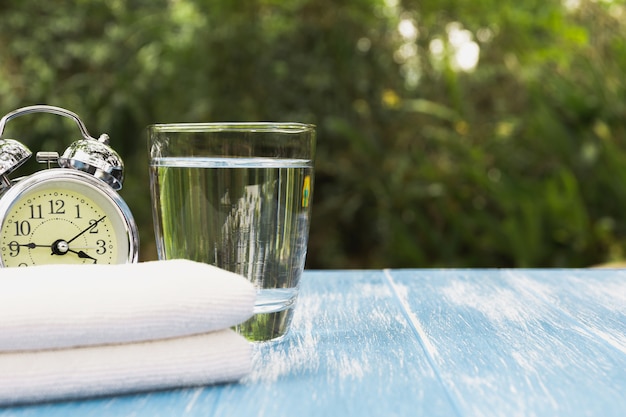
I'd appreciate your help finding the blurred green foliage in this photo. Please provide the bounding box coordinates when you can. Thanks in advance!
[1,0,625,268]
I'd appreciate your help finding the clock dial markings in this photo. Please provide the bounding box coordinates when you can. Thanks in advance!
[1,187,118,266]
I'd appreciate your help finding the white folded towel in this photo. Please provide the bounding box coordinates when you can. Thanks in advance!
[0,259,256,406]
[0,329,251,406]
[0,259,255,351]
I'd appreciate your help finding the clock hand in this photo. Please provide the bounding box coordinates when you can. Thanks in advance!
[66,215,107,245]
[47,215,106,257]
[68,249,98,264]
[14,243,49,249]
[65,246,101,249]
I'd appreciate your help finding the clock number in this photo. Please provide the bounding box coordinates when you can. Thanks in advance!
[96,239,107,254]
[89,219,100,234]
[29,204,43,219]
[8,241,20,257]
[49,199,65,215]
[75,205,82,218]
[14,221,31,236]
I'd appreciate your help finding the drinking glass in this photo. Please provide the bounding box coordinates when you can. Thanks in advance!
[148,123,315,341]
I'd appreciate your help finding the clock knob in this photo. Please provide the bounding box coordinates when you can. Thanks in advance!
[0,139,32,177]
[59,135,124,190]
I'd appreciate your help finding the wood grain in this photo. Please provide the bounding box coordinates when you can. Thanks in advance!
[387,269,626,417]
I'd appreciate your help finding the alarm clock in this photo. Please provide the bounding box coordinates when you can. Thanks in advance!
[0,105,139,267]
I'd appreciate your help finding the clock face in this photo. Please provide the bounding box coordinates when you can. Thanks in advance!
[0,170,137,267]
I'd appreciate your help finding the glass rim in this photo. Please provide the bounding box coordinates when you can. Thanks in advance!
[147,122,315,133]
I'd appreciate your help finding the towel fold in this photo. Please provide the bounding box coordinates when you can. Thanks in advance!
[0,329,251,406]
[0,259,255,351]
[0,259,256,406]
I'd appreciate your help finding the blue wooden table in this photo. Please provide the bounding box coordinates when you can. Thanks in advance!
[1,269,625,416]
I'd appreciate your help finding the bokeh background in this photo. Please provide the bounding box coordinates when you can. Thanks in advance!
[1,0,625,268]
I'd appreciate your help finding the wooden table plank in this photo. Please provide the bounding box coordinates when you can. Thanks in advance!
[0,270,458,417]
[385,269,626,417]
[194,270,459,417]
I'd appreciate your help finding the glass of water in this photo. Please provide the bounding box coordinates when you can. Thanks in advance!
[147,123,315,342]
